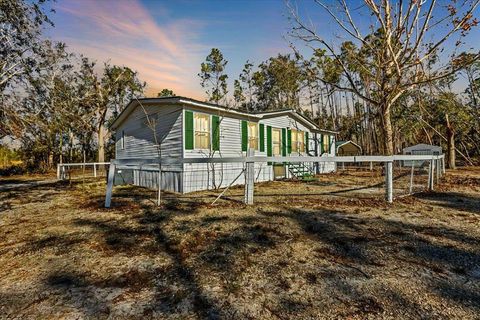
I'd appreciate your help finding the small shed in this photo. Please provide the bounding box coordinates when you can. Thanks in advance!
[336,140,362,156]
[402,143,442,167]
[403,143,442,156]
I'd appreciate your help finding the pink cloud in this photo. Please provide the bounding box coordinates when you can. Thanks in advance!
[53,0,206,99]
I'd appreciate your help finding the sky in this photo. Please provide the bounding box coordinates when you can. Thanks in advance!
[45,0,480,100]
[46,0,300,99]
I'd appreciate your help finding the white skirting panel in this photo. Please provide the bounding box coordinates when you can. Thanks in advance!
[182,162,273,193]
[318,161,336,173]
[133,169,182,193]
[118,161,334,194]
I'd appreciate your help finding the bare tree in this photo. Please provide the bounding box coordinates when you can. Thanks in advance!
[288,0,480,155]
[76,59,145,164]
[0,0,53,138]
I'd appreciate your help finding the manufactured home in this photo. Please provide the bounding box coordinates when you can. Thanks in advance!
[110,96,336,193]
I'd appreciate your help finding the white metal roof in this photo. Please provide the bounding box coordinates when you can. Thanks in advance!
[110,96,336,134]
[402,143,442,153]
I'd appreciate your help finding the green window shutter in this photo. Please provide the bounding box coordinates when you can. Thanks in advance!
[266,126,272,165]
[266,126,272,156]
[305,132,309,153]
[287,129,292,154]
[241,120,248,151]
[281,128,286,156]
[320,134,324,154]
[185,110,194,150]
[259,123,265,152]
[212,115,220,151]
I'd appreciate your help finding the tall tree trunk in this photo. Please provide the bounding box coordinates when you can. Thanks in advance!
[467,71,478,106]
[69,129,74,162]
[98,124,106,164]
[381,102,394,155]
[59,130,63,164]
[446,114,456,169]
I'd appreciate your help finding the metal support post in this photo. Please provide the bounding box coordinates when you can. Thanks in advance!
[385,161,393,203]
[157,163,162,206]
[244,149,255,205]
[105,162,116,208]
[409,162,414,194]
[428,159,434,191]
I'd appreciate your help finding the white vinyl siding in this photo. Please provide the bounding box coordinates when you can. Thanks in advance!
[115,104,183,171]
[183,108,271,192]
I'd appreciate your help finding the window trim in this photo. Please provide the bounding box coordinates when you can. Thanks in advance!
[291,129,305,153]
[247,121,259,151]
[121,130,125,150]
[322,134,330,154]
[193,111,211,150]
[271,127,282,156]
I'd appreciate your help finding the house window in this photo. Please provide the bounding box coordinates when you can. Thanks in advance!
[272,128,281,156]
[194,113,210,149]
[248,122,258,150]
[121,130,125,150]
[322,135,330,154]
[291,129,305,153]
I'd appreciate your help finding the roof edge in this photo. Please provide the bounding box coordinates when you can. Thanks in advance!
[109,96,337,134]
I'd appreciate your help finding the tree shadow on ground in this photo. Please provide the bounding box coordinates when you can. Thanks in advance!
[59,197,228,318]
[0,180,81,211]
[414,191,480,214]
[8,234,85,256]
[259,206,480,315]
[43,194,292,318]
[7,188,478,319]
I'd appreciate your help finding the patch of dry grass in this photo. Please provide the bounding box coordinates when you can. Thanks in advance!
[0,168,479,319]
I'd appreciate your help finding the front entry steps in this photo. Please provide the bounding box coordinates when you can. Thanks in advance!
[287,163,316,180]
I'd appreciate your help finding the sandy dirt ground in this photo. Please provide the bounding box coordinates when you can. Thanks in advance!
[0,167,479,319]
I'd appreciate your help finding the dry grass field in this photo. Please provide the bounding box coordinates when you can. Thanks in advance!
[0,167,479,319]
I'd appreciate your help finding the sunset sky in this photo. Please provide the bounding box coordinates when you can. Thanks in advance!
[46,0,480,99]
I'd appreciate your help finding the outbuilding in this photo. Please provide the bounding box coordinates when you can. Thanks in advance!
[335,140,362,156]
[403,143,443,156]
[402,143,443,167]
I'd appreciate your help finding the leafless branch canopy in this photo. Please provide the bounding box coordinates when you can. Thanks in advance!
[288,0,480,107]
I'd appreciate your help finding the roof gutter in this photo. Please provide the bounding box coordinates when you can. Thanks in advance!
[178,98,262,119]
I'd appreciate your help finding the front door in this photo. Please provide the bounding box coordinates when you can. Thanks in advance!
[272,128,285,179]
